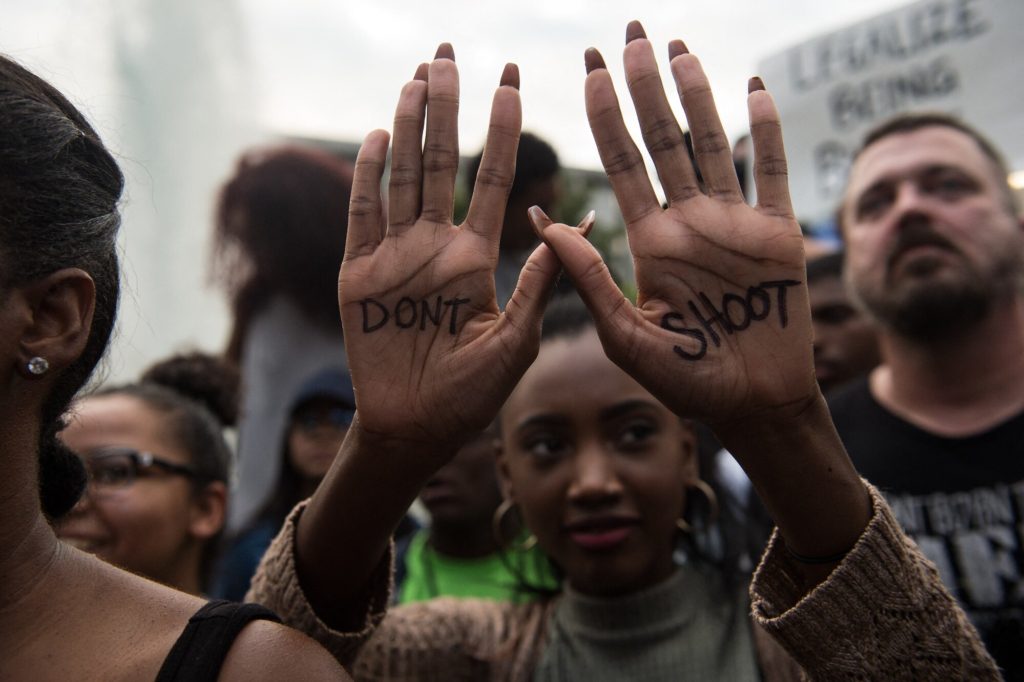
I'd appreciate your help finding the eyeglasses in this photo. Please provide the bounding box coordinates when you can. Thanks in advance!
[292,406,354,433]
[83,446,197,492]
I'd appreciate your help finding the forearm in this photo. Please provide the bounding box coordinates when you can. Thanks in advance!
[715,393,871,584]
[294,414,450,626]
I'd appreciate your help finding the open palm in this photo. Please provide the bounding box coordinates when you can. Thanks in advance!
[339,54,561,454]
[538,29,815,428]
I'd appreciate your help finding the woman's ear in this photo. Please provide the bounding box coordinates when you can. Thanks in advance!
[678,418,699,484]
[188,480,228,540]
[493,436,516,501]
[17,268,96,376]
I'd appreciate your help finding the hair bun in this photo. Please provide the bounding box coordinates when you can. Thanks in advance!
[140,352,240,427]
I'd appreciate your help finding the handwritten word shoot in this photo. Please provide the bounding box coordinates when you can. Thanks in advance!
[660,280,801,361]
[360,296,471,334]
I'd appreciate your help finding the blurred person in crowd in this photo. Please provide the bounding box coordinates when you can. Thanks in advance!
[211,145,354,531]
[57,352,237,596]
[465,131,562,306]
[212,368,354,601]
[247,33,996,680]
[806,252,881,395]
[397,428,554,604]
[831,112,1024,676]
[0,53,342,680]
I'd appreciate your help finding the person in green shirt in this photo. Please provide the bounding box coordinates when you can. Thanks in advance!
[399,429,555,603]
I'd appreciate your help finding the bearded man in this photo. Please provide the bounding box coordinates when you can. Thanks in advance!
[829,112,1024,676]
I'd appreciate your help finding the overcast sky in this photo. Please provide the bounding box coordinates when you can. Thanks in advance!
[6,0,913,170]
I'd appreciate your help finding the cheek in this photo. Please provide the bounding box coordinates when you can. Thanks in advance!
[98,490,190,559]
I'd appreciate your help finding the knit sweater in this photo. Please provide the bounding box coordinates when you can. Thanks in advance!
[247,484,1000,680]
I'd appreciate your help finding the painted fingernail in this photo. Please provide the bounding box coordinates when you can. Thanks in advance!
[576,210,597,235]
[528,205,553,234]
[584,48,606,74]
[626,20,647,43]
[435,43,455,61]
[668,39,689,60]
[500,63,520,90]
[414,63,429,82]
[748,76,766,93]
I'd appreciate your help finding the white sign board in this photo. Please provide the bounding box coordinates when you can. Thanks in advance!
[758,0,1024,223]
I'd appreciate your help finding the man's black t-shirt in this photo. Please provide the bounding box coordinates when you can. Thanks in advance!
[830,378,1024,679]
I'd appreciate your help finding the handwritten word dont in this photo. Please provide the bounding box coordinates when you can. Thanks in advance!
[660,280,801,361]
[360,296,470,335]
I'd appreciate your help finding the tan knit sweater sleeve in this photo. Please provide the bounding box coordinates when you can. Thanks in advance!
[245,500,393,668]
[750,482,1001,680]
[245,500,551,680]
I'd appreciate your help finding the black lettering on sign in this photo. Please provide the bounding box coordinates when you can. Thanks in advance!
[359,296,472,336]
[661,280,802,362]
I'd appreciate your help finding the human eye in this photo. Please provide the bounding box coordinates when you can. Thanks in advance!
[521,431,569,462]
[91,455,135,487]
[924,169,976,200]
[616,419,658,451]
[854,186,892,220]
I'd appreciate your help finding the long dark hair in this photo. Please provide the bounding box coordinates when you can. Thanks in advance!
[211,145,354,362]
[0,55,124,520]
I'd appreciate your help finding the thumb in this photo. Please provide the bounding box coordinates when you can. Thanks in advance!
[527,206,636,336]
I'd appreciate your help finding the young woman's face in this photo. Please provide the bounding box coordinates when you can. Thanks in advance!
[499,327,696,597]
[56,394,214,588]
[287,398,351,482]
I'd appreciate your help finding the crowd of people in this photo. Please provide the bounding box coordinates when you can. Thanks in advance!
[1,17,1021,681]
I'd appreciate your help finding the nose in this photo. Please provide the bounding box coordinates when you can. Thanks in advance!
[567,441,623,507]
[890,181,932,231]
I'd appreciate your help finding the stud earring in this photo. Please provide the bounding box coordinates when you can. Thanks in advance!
[27,356,50,375]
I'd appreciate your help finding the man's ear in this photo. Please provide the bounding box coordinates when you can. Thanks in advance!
[18,268,96,376]
[189,480,228,540]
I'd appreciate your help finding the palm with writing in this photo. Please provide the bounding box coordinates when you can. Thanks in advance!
[340,49,572,459]
[536,25,814,429]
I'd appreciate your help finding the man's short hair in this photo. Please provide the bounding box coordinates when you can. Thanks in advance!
[465,131,560,201]
[836,112,1018,234]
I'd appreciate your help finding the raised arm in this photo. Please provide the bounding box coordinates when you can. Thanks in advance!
[265,48,586,632]
[531,21,997,677]
[534,23,869,573]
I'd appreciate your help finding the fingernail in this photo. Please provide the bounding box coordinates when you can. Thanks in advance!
[668,39,689,60]
[528,205,553,234]
[748,76,766,93]
[435,43,455,61]
[500,63,520,90]
[626,20,647,43]
[414,63,429,82]
[576,210,597,235]
[584,48,606,74]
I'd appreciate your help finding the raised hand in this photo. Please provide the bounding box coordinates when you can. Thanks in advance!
[533,23,814,430]
[339,47,575,460]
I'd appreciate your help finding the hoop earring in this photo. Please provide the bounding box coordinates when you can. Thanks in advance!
[492,498,538,551]
[676,478,720,534]
[27,356,50,375]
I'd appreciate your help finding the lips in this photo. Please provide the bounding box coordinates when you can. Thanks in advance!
[564,515,639,551]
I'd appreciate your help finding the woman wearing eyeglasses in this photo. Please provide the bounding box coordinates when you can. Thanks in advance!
[212,367,356,601]
[57,356,236,596]
[0,55,344,681]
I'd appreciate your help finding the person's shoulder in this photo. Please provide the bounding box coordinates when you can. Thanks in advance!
[219,618,349,681]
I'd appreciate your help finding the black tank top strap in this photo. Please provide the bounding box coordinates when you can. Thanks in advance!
[155,600,282,682]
